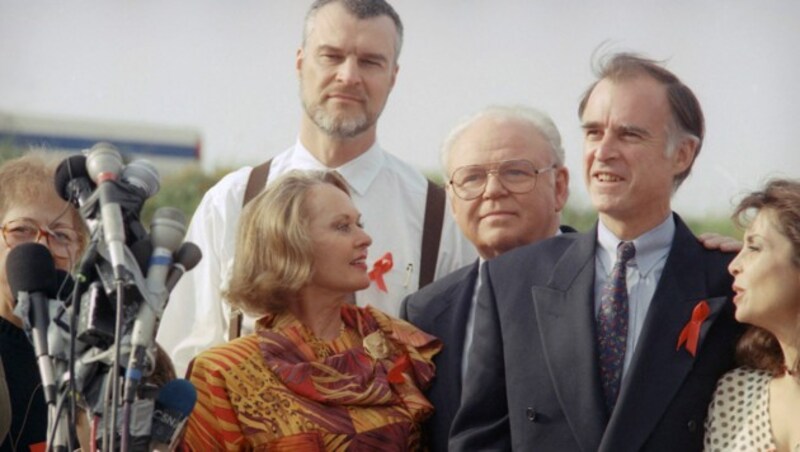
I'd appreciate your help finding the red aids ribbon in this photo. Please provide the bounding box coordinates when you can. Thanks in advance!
[388,353,411,384]
[676,300,710,357]
[369,252,393,293]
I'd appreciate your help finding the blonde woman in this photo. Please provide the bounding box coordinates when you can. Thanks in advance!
[183,171,440,450]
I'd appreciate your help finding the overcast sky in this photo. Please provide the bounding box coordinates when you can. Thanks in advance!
[1,1,798,217]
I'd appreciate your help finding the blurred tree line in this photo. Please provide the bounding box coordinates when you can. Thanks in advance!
[0,141,739,240]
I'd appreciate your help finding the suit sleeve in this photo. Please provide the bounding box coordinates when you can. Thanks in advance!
[399,295,411,322]
[449,261,511,451]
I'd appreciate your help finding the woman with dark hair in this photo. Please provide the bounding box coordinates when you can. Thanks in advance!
[183,170,440,450]
[704,178,800,451]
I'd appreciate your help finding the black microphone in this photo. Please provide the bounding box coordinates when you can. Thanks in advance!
[165,242,203,292]
[54,154,96,209]
[150,379,197,451]
[85,142,127,279]
[6,243,59,405]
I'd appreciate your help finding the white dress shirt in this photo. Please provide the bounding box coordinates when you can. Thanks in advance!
[158,140,477,375]
[594,215,675,379]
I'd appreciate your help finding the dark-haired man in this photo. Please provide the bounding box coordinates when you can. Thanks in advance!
[450,54,741,451]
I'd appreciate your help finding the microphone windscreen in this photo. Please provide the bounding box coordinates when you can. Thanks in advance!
[54,154,92,201]
[6,243,57,297]
[151,379,197,443]
[174,242,202,272]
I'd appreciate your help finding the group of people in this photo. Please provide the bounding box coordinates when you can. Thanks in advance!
[1,0,799,451]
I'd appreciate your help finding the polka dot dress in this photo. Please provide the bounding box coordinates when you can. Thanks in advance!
[704,367,777,451]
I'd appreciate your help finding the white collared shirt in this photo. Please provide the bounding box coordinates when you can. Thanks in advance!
[158,140,477,375]
[594,215,675,378]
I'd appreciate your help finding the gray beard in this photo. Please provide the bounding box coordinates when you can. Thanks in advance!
[305,103,371,139]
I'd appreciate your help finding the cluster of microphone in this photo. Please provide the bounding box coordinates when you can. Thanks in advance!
[8,142,201,451]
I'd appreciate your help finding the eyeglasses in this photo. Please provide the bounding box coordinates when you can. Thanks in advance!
[448,159,558,200]
[1,219,79,259]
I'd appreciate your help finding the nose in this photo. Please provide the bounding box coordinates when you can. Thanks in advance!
[728,251,743,276]
[356,227,372,249]
[593,134,618,162]
[337,56,361,85]
[35,232,50,246]
[482,172,509,199]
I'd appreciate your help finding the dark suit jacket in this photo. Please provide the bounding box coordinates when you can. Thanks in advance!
[401,226,576,452]
[401,262,480,452]
[449,214,741,452]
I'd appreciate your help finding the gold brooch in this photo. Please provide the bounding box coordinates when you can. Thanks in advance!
[363,331,390,360]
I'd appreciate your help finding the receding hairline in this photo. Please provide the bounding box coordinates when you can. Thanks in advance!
[302,0,404,62]
[441,106,565,175]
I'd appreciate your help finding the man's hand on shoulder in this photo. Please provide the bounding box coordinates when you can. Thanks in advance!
[697,232,742,253]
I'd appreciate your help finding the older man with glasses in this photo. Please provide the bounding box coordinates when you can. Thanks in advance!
[400,105,572,452]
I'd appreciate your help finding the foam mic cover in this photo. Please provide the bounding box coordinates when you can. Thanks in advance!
[54,154,96,207]
[165,242,203,292]
[6,243,58,297]
[6,243,59,404]
[151,379,197,447]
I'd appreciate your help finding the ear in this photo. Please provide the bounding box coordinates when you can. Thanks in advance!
[296,47,304,74]
[672,136,698,176]
[446,183,458,217]
[553,166,570,213]
[389,63,399,90]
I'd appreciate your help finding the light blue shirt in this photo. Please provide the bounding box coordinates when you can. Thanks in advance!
[594,215,675,378]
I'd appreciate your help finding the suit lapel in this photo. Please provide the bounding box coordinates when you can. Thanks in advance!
[431,262,479,411]
[532,231,607,451]
[601,216,728,450]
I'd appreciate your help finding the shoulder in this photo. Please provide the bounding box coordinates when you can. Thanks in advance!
[705,367,773,449]
[189,334,261,376]
[377,149,429,192]
[713,366,771,393]
[406,264,476,306]
[194,166,253,214]
[491,232,585,271]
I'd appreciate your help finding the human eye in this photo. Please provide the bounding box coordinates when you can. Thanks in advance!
[583,127,602,141]
[319,52,343,64]
[51,228,76,244]
[619,127,646,142]
[8,223,37,237]
[456,169,485,186]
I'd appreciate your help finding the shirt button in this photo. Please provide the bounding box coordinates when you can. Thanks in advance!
[526,407,538,422]
[687,420,697,433]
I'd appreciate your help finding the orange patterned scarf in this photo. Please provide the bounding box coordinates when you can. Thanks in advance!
[258,305,438,416]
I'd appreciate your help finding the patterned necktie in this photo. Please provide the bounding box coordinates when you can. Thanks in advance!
[597,241,636,412]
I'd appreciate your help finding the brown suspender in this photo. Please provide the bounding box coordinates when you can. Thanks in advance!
[228,159,272,341]
[420,180,445,288]
[229,159,445,340]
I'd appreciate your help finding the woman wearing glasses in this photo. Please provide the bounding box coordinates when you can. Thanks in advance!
[0,153,86,452]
